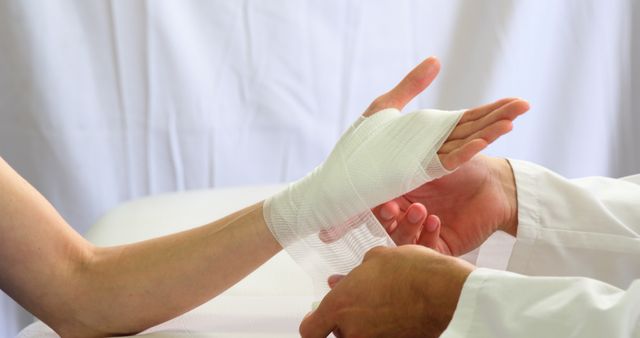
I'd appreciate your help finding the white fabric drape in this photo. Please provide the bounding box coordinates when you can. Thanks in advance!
[1,1,639,336]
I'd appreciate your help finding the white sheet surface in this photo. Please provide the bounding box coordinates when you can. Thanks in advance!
[2,1,638,335]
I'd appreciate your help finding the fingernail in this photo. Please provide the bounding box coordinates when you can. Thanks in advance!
[425,217,439,232]
[380,205,394,221]
[407,207,422,224]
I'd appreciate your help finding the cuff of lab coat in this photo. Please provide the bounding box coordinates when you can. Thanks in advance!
[440,268,493,338]
[505,159,542,272]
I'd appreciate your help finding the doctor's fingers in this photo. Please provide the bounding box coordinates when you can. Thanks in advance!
[373,200,401,232]
[448,99,529,140]
[322,200,423,244]
[390,203,428,245]
[363,57,440,117]
[299,296,338,338]
[328,274,345,289]
[417,215,442,251]
[390,206,443,249]
[319,200,402,243]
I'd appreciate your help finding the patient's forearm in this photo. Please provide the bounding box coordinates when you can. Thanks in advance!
[0,157,281,337]
[78,202,280,336]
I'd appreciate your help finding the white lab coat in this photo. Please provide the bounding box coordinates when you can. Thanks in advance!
[442,160,640,337]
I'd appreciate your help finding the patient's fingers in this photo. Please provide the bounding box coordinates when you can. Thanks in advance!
[391,203,427,245]
[440,138,488,171]
[363,57,440,117]
[440,119,513,155]
[457,97,519,124]
[449,99,529,140]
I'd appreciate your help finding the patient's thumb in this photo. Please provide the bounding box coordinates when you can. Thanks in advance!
[363,56,440,117]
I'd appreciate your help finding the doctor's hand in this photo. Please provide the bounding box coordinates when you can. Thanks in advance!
[376,155,518,256]
[299,245,475,338]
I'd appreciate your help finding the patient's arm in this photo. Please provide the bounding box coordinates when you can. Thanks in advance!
[0,57,527,338]
[0,156,281,337]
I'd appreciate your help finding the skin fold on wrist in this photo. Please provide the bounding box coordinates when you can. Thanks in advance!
[496,157,518,236]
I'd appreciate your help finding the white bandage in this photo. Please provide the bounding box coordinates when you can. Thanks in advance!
[264,108,463,297]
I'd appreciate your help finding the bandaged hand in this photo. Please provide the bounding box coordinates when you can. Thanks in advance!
[263,57,528,296]
[265,106,463,246]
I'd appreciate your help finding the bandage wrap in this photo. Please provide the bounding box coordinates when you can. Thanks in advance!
[264,108,463,296]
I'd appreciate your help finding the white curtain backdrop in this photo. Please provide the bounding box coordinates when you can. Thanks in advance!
[1,0,639,336]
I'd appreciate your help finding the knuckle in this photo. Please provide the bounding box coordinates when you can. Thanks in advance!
[363,246,387,261]
[298,321,310,337]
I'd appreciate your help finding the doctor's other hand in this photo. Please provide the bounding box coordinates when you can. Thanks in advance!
[299,245,475,338]
[377,155,518,256]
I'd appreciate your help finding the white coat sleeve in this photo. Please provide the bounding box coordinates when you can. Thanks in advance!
[441,160,640,338]
[506,160,640,284]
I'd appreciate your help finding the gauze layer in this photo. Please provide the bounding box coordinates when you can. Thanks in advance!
[264,108,464,298]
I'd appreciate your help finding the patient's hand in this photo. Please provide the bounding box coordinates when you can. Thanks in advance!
[324,56,527,247]
[362,60,529,172]
[367,92,526,250]
[375,155,518,255]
